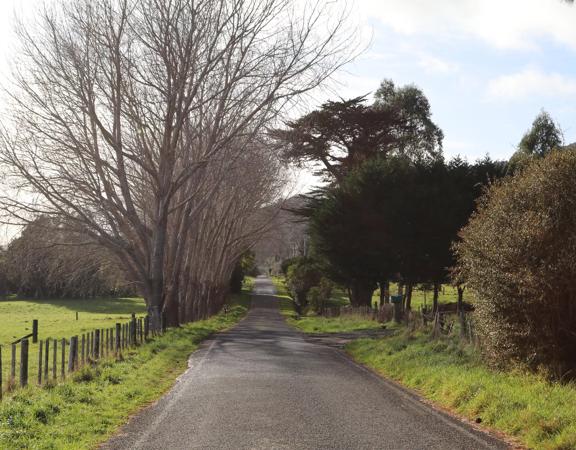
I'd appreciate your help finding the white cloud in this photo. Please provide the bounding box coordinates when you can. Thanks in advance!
[486,68,576,101]
[355,0,576,51]
[418,54,459,74]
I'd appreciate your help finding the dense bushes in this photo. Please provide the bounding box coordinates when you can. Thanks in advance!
[455,150,576,379]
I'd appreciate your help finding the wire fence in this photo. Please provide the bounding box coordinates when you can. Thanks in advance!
[0,314,163,401]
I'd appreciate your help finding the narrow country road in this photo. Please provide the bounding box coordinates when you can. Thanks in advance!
[103,277,508,450]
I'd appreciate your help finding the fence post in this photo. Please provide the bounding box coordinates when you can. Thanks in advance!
[115,323,121,355]
[61,338,66,379]
[68,336,77,372]
[32,319,38,344]
[44,339,49,381]
[10,343,16,384]
[131,313,137,344]
[20,339,29,387]
[52,339,57,379]
[0,345,3,400]
[144,316,149,340]
[81,334,85,365]
[94,330,100,359]
[38,340,43,385]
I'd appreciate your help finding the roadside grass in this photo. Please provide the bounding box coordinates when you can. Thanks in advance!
[0,296,147,377]
[272,277,384,333]
[347,331,576,450]
[288,315,383,334]
[0,292,250,450]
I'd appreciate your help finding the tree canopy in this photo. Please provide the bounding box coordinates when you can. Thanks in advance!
[275,79,443,182]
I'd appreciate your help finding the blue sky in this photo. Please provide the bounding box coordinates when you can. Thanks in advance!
[320,0,576,162]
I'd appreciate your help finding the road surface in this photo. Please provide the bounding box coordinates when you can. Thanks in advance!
[104,277,507,450]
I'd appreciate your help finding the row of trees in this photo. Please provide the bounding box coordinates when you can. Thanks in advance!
[0,0,354,326]
[277,79,505,310]
[279,78,575,378]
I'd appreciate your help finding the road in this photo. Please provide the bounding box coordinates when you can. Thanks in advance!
[103,277,507,450]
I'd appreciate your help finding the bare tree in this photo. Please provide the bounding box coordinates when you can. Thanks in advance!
[0,0,354,326]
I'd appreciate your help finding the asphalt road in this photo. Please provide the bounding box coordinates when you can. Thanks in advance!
[103,277,508,450]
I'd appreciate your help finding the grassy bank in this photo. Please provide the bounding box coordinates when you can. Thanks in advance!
[347,332,576,450]
[0,293,250,449]
[271,277,382,333]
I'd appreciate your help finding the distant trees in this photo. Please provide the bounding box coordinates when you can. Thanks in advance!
[276,79,443,181]
[3,217,132,298]
[0,0,353,325]
[509,111,564,170]
[455,149,576,379]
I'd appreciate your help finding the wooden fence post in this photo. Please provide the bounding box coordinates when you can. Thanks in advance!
[115,323,121,355]
[81,334,85,365]
[131,313,136,344]
[61,338,66,379]
[52,339,57,379]
[44,339,49,381]
[20,339,29,387]
[10,343,16,384]
[94,330,100,359]
[38,340,43,385]
[68,336,77,372]
[32,320,38,344]
[144,316,149,340]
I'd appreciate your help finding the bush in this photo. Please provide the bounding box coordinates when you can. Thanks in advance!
[308,278,334,314]
[285,257,322,314]
[455,150,576,379]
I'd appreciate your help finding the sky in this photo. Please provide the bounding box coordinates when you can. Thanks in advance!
[332,0,576,162]
[0,0,575,176]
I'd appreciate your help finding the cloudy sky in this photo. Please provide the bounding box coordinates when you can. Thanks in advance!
[332,0,576,162]
[0,0,575,163]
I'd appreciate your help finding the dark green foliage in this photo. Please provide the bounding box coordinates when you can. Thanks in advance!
[308,278,334,314]
[275,79,443,181]
[229,251,257,294]
[306,156,505,307]
[285,257,323,314]
[456,150,576,379]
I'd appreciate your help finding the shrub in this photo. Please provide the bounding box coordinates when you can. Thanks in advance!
[285,257,322,314]
[308,278,334,314]
[455,150,576,379]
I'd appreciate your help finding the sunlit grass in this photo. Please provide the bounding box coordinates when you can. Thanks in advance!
[347,332,576,450]
[0,292,250,449]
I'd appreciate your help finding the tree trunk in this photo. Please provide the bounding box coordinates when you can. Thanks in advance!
[148,212,168,330]
[432,282,440,313]
[379,280,390,306]
[457,285,465,314]
[350,281,374,307]
[405,282,413,311]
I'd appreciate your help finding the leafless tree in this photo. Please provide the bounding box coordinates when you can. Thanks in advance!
[0,0,355,326]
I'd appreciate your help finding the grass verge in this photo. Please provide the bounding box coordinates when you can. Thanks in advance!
[0,293,250,449]
[347,331,576,450]
[272,276,384,333]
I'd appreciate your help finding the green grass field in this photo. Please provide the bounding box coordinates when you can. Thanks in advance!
[0,296,147,381]
[0,291,251,449]
[347,332,576,450]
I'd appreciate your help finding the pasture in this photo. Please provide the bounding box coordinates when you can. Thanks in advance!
[0,296,147,381]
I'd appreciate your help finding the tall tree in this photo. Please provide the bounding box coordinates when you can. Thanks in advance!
[276,79,443,182]
[0,0,353,326]
[509,110,563,170]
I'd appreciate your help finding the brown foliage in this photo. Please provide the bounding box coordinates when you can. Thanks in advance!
[455,150,576,379]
